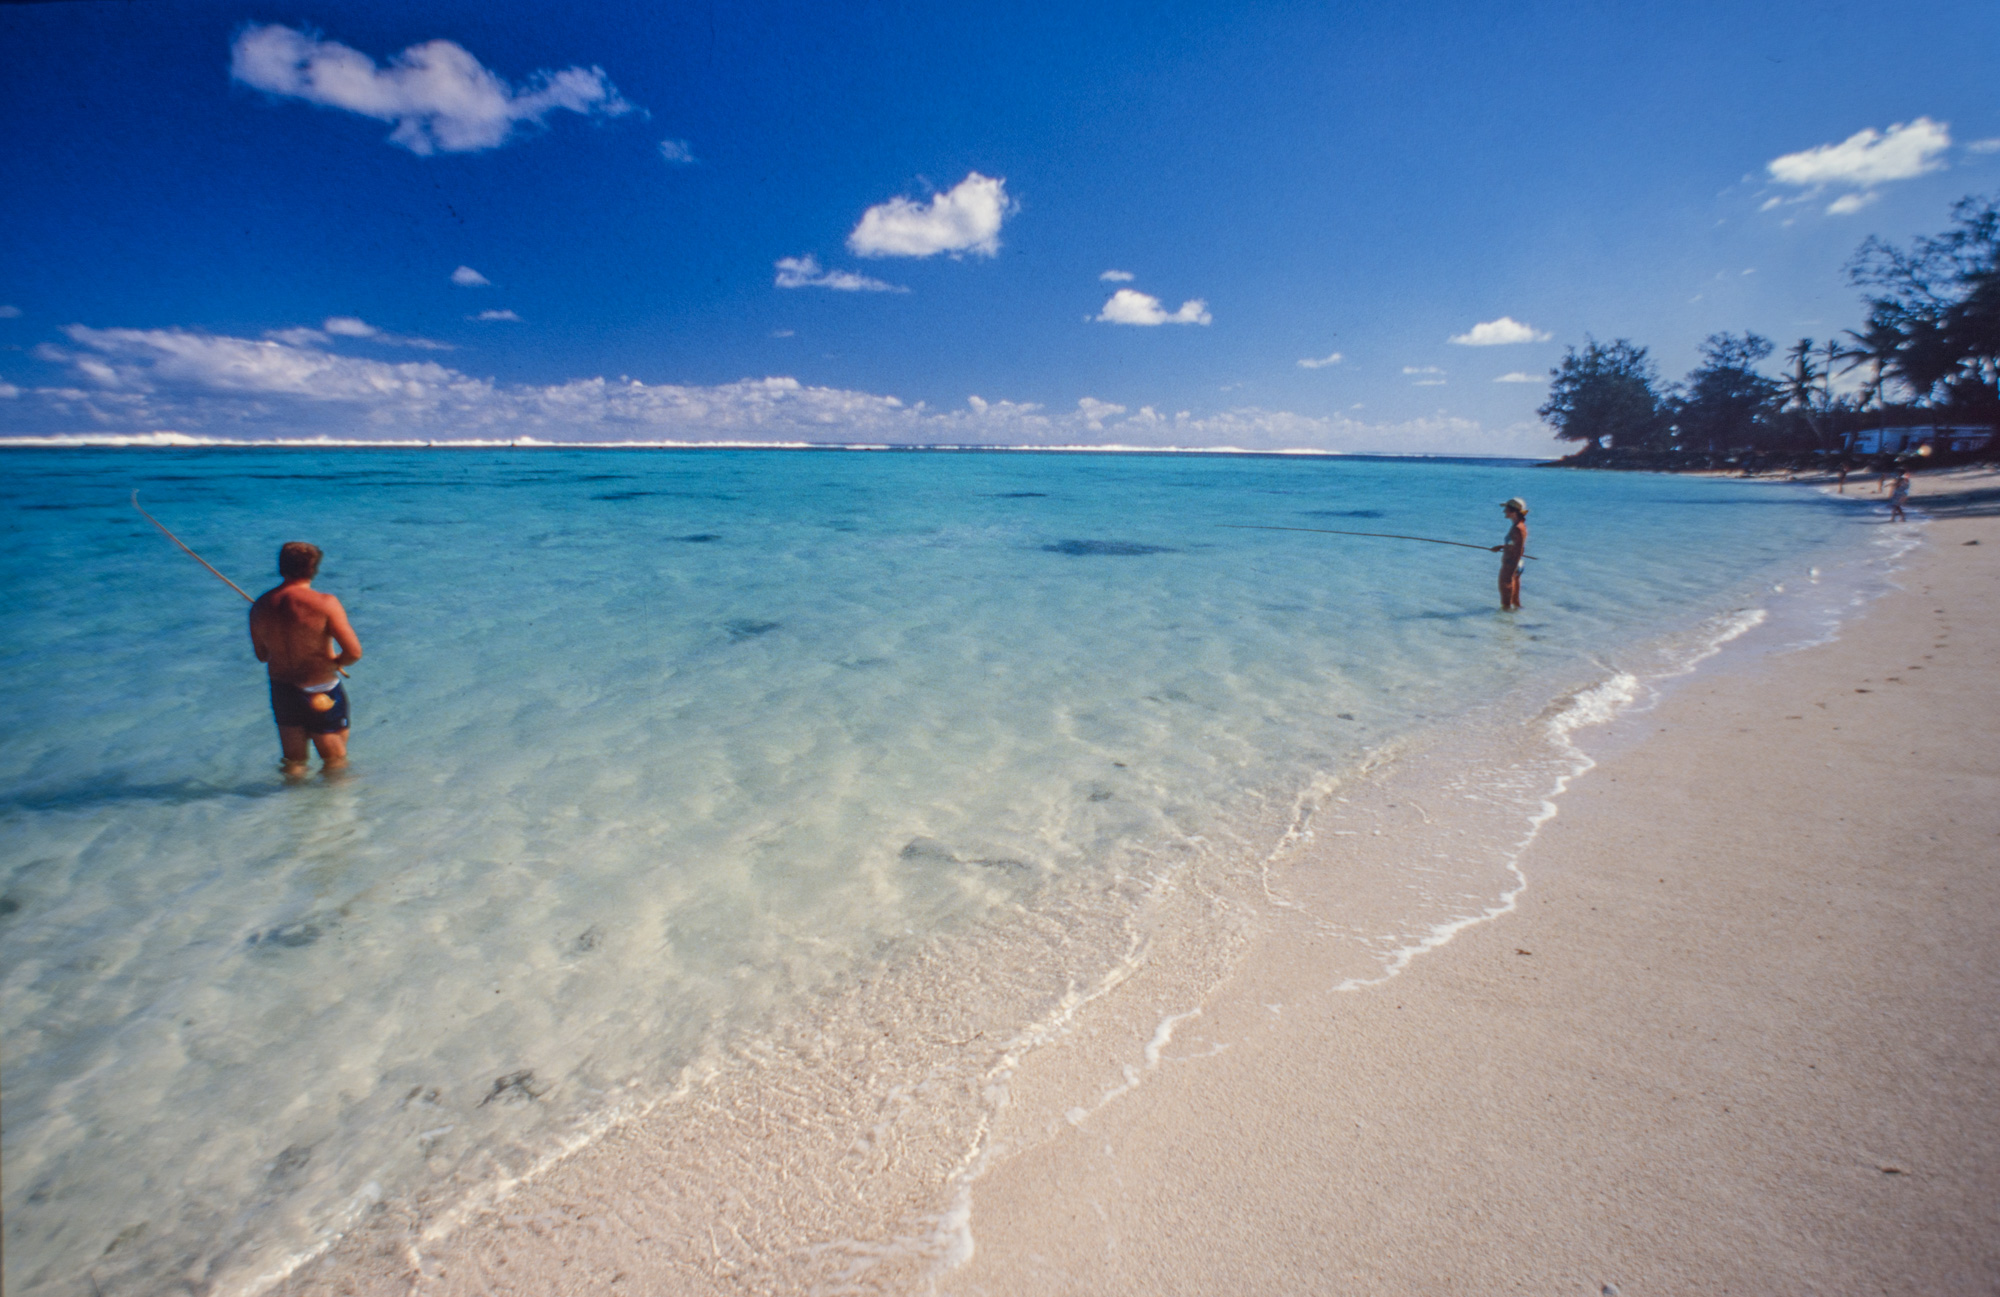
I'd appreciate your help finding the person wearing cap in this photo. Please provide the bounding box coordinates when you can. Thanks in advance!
[1491,498,1528,611]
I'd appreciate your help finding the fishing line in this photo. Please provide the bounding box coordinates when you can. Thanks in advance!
[1219,523,1540,559]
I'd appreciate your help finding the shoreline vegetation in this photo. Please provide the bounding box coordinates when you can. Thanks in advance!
[1538,193,2000,473]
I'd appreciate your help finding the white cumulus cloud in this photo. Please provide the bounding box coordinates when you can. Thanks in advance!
[230,24,635,155]
[57,325,469,401]
[1767,117,1950,212]
[1297,352,1342,369]
[1096,289,1210,327]
[847,172,1012,259]
[1494,372,1540,383]
[452,266,491,287]
[1099,269,1135,282]
[472,309,523,322]
[322,316,377,338]
[658,138,696,164]
[1448,316,1550,346]
[773,255,905,293]
[1076,396,1127,431]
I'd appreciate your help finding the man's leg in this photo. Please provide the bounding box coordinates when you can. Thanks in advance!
[278,725,311,777]
[311,728,349,770]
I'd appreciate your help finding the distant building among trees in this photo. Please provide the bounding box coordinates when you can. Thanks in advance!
[1540,193,1999,465]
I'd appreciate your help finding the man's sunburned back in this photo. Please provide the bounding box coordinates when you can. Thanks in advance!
[251,583,358,686]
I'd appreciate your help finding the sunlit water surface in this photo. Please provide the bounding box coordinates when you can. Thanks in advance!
[0,449,1876,1293]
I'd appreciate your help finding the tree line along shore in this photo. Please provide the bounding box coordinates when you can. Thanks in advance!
[1533,192,2000,474]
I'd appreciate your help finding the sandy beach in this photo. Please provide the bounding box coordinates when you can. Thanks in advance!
[940,468,2000,1296]
[282,470,2000,1296]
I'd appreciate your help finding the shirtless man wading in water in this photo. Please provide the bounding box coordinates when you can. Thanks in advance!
[250,541,362,776]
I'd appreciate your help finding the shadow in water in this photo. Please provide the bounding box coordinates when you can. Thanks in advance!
[1042,539,1178,556]
[0,779,292,817]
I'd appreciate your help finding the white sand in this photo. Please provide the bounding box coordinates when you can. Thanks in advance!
[942,468,2000,1295]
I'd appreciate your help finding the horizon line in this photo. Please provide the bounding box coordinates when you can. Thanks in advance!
[0,433,1542,462]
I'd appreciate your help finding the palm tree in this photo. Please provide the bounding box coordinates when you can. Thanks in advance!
[1780,337,1828,447]
[1838,320,1908,453]
[1840,321,1904,410]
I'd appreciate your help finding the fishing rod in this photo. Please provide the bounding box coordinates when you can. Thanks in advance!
[132,490,257,599]
[1219,523,1539,559]
[131,490,351,675]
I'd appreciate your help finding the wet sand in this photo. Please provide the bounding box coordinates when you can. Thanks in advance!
[282,469,2000,1296]
[942,468,2000,1295]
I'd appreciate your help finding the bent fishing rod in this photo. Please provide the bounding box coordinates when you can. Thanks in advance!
[1219,523,1539,559]
[131,491,351,675]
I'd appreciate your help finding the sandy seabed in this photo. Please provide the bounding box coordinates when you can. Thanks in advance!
[283,469,2000,1297]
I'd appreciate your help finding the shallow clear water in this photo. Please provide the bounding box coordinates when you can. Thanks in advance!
[0,449,1869,1293]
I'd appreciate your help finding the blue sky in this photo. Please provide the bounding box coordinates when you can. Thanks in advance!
[2,0,1997,453]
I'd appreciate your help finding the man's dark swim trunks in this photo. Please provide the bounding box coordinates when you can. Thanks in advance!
[270,680,350,734]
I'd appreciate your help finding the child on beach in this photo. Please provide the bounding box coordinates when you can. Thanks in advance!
[1889,469,1911,522]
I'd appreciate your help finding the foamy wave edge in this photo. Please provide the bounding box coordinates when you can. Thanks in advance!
[1328,603,1772,995]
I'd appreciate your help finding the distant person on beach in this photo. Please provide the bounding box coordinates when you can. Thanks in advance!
[1836,460,1850,493]
[250,542,362,776]
[1492,498,1528,611]
[1889,469,1911,522]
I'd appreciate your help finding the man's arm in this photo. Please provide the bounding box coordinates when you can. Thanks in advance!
[324,595,363,668]
[249,599,271,663]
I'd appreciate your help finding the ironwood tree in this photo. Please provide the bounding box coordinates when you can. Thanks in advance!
[1537,338,1665,450]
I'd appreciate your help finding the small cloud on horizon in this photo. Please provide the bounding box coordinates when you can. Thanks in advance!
[1099,269,1135,282]
[1494,372,1540,383]
[1403,365,1444,375]
[1297,352,1342,369]
[658,138,697,164]
[452,265,491,287]
[771,328,795,337]
[229,24,636,156]
[262,316,453,349]
[471,309,522,322]
[1448,317,1550,346]
[1095,288,1211,326]
[1076,396,1126,431]
[848,172,1013,259]
[774,254,905,293]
